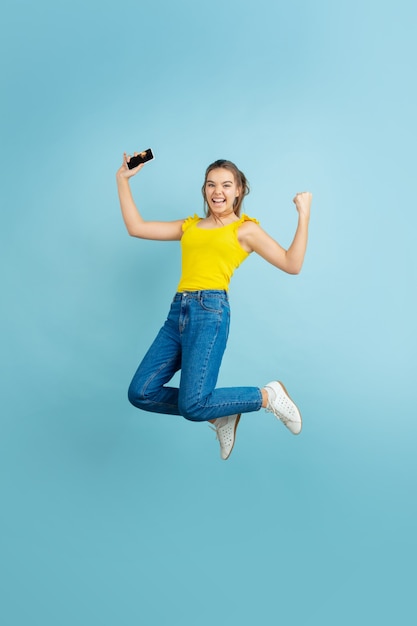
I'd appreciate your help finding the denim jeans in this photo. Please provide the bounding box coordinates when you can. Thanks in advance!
[128,290,263,422]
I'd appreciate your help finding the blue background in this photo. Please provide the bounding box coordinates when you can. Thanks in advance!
[1,0,416,624]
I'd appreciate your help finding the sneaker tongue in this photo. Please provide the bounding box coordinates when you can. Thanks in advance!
[266,386,277,402]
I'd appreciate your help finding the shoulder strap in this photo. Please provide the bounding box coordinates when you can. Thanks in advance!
[182,214,200,233]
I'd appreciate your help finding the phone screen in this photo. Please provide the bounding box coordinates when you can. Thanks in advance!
[127,149,154,169]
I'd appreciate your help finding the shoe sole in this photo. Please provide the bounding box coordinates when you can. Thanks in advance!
[278,381,302,435]
[223,413,241,460]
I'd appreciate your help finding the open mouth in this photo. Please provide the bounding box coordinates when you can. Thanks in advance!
[211,198,226,207]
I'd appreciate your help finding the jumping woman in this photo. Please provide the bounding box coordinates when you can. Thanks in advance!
[116,152,312,460]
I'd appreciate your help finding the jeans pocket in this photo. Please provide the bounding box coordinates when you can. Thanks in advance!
[199,294,228,313]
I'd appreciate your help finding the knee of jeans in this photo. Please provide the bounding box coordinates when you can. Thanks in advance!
[128,381,148,408]
[178,397,206,422]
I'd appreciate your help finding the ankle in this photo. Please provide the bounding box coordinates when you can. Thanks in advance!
[261,388,269,408]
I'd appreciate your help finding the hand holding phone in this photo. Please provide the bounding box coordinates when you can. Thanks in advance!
[127,148,154,169]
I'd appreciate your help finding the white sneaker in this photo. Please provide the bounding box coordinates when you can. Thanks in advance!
[211,414,241,460]
[264,381,302,435]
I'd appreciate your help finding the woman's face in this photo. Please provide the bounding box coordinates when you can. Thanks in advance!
[204,168,240,217]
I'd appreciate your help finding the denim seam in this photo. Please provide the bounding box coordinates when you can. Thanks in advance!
[194,309,225,413]
[140,357,179,410]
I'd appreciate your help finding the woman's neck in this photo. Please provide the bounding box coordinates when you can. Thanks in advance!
[207,210,239,226]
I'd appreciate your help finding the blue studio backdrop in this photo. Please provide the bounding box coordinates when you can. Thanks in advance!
[1,1,416,625]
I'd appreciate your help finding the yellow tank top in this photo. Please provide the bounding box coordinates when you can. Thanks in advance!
[177,214,259,292]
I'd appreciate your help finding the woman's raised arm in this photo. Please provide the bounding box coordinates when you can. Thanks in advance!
[116,153,184,241]
[238,192,312,275]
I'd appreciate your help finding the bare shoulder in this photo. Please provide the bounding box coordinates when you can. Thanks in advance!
[237,219,263,252]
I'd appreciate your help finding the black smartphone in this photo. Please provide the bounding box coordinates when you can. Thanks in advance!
[127,148,154,169]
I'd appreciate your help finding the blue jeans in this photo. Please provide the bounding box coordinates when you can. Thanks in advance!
[128,290,263,422]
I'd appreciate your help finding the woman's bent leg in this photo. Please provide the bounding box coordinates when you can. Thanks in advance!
[128,301,182,415]
[178,292,262,421]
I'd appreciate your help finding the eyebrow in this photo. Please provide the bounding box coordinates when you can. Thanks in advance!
[206,179,234,184]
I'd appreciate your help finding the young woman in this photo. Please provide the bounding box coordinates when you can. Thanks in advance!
[116,152,312,460]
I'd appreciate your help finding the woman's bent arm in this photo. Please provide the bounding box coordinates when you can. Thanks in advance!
[116,154,184,241]
[239,192,312,274]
